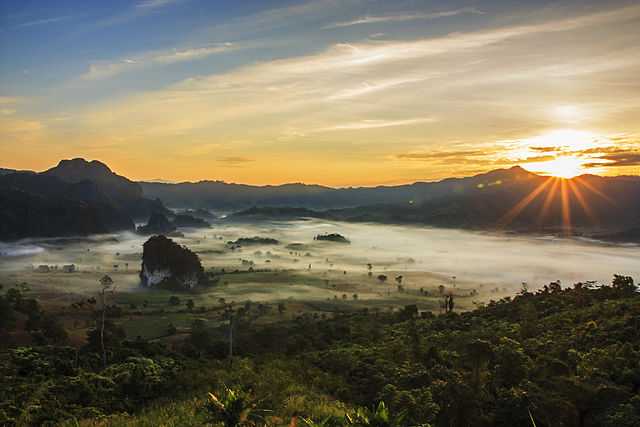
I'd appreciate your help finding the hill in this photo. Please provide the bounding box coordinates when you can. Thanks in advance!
[0,158,168,239]
[0,172,134,239]
[323,169,640,234]
[140,179,437,209]
[228,167,640,238]
[44,158,166,219]
[1,275,638,426]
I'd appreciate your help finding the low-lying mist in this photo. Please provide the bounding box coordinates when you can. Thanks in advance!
[1,219,638,292]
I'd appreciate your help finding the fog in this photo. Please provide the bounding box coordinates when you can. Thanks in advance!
[1,219,639,292]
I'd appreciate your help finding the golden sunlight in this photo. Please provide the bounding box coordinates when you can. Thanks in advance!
[524,155,586,178]
[508,129,613,178]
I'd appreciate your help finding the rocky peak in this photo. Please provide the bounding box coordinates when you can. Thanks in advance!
[140,235,204,290]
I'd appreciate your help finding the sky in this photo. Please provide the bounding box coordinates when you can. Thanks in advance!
[1,0,639,186]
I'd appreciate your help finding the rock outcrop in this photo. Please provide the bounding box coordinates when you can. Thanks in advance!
[140,235,204,290]
[137,213,176,235]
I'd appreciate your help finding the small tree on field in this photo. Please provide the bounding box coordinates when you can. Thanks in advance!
[98,275,115,368]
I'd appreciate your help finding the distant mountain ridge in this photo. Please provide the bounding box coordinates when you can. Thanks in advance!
[230,167,640,239]
[2,159,640,241]
[141,167,538,209]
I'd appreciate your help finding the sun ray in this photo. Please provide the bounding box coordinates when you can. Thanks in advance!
[560,179,572,236]
[499,177,554,227]
[537,177,561,227]
[573,176,615,204]
[568,180,598,226]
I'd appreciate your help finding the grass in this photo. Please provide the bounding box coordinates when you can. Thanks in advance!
[58,397,209,427]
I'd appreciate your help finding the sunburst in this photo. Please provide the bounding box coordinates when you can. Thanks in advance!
[498,175,614,236]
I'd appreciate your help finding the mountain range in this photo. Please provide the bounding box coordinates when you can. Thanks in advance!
[230,167,640,238]
[1,159,639,241]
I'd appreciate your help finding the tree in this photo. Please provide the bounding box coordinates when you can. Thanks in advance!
[168,296,181,306]
[98,275,115,368]
[493,337,531,388]
[0,293,15,332]
[612,274,636,293]
[466,339,493,391]
[186,299,195,311]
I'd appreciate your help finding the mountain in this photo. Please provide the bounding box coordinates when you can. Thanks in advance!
[44,158,166,219]
[0,172,134,240]
[0,168,33,176]
[324,169,640,234]
[0,158,169,240]
[140,166,547,210]
[230,167,640,237]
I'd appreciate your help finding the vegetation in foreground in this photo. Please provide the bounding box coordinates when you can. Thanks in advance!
[0,275,639,426]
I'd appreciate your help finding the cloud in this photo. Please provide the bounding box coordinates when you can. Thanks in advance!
[81,43,237,80]
[217,156,255,167]
[585,151,640,168]
[321,118,435,131]
[96,0,185,28]
[515,155,557,164]
[396,149,488,160]
[324,7,483,29]
[530,146,563,153]
[136,0,182,11]
[326,76,433,101]
[16,16,72,28]
[69,2,640,170]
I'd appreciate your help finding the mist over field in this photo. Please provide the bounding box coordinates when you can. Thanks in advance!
[2,219,638,293]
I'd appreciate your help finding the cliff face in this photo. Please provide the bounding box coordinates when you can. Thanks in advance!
[140,235,204,290]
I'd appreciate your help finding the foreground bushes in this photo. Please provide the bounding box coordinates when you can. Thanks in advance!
[1,276,639,426]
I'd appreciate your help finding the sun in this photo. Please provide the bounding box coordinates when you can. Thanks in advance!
[508,129,612,178]
[524,155,586,178]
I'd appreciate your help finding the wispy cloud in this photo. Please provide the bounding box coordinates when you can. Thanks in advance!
[16,15,72,28]
[81,43,238,80]
[217,156,255,166]
[96,0,185,27]
[396,149,489,161]
[322,118,435,131]
[324,7,483,29]
[136,0,183,12]
[326,76,433,101]
[588,152,640,167]
[77,3,640,139]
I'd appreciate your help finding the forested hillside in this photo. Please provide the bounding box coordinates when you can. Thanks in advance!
[1,276,638,426]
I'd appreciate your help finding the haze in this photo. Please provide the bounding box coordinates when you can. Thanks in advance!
[2,219,638,296]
